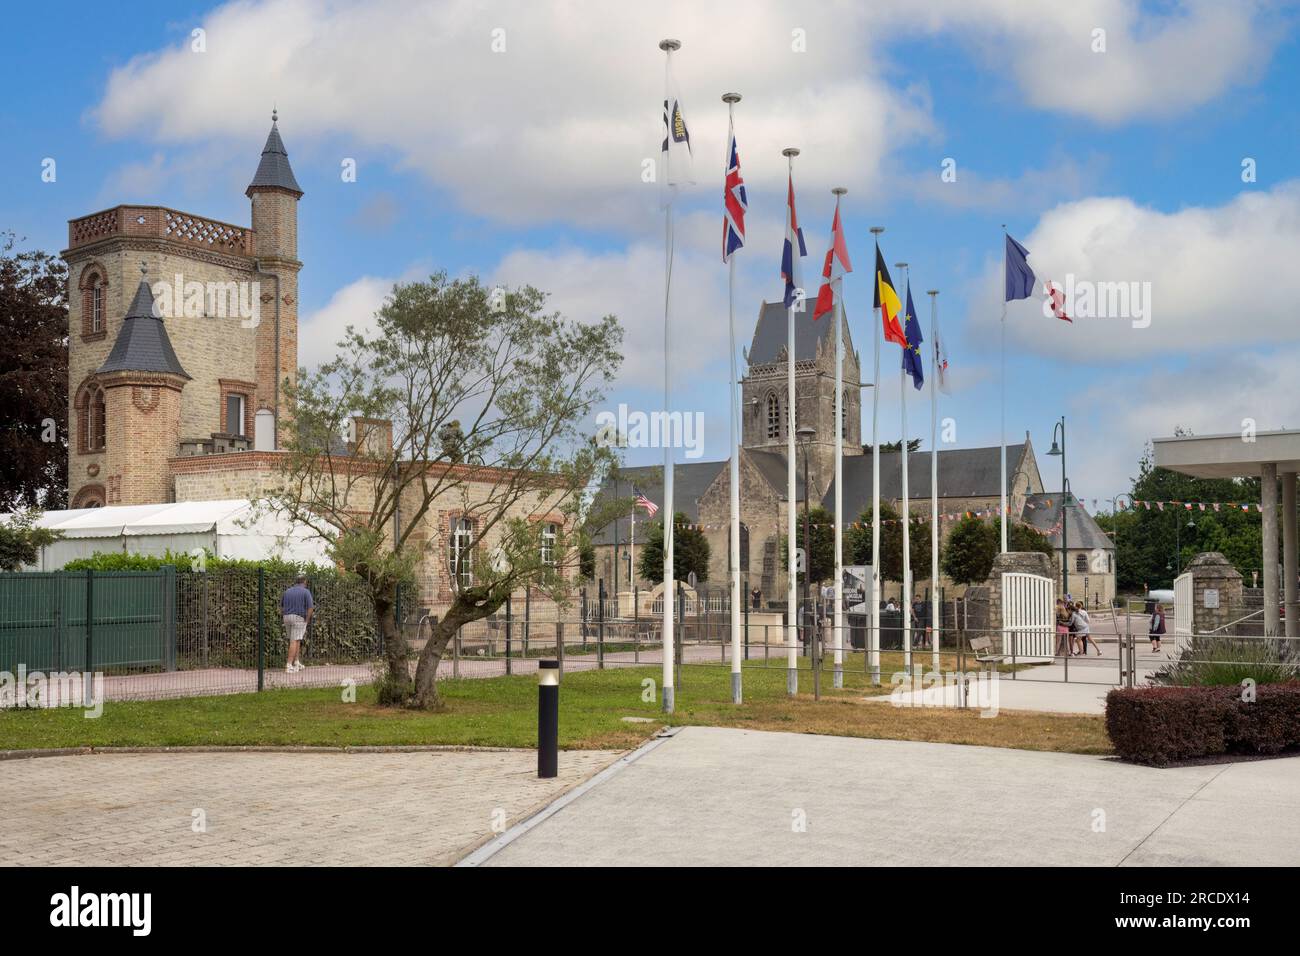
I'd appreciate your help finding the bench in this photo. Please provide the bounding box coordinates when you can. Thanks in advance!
[968,635,1006,674]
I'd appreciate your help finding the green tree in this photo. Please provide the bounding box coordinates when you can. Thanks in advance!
[0,232,68,510]
[941,515,998,585]
[844,504,931,584]
[792,505,835,584]
[0,509,61,571]
[272,273,623,708]
[637,512,711,585]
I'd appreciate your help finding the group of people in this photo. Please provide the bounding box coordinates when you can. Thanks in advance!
[1054,596,1096,657]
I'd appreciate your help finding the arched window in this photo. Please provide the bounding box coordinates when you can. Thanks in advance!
[1075,553,1087,573]
[71,484,105,509]
[841,389,850,439]
[75,381,107,454]
[765,392,781,439]
[449,517,476,588]
[79,266,108,339]
[541,522,558,567]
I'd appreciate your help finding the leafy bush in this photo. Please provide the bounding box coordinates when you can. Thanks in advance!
[1151,636,1294,687]
[1105,682,1300,766]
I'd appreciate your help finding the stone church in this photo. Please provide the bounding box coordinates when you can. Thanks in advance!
[593,301,1116,606]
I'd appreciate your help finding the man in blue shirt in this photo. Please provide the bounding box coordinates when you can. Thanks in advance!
[281,573,314,674]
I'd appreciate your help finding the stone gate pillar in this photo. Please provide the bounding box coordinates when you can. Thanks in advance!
[1184,551,1243,635]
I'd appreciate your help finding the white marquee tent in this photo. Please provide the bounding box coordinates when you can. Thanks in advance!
[5,499,334,571]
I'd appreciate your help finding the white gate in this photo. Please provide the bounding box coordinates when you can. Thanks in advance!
[1173,571,1194,654]
[1002,572,1055,662]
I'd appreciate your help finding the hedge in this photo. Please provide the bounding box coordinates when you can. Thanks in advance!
[1105,681,1300,766]
[62,551,390,668]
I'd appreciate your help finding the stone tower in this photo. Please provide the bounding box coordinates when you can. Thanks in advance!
[246,109,304,448]
[95,264,191,505]
[740,300,862,500]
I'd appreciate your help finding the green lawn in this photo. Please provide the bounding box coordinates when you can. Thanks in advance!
[0,654,1109,755]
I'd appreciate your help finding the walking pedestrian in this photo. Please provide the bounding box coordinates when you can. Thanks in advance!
[1054,597,1071,657]
[281,573,314,673]
[1071,601,1095,656]
[1148,600,1166,653]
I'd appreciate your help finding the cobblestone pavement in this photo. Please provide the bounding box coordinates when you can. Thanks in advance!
[0,749,619,866]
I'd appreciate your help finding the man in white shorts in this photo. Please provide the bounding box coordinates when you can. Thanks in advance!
[281,573,314,673]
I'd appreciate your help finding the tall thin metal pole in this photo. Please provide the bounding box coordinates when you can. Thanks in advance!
[898,262,912,674]
[831,186,847,689]
[724,92,744,705]
[868,226,884,685]
[928,289,941,671]
[1000,224,1009,554]
[784,146,801,697]
[659,38,681,713]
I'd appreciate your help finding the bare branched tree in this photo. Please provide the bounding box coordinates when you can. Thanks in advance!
[270,273,622,708]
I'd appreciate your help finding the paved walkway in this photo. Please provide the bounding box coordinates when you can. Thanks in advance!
[0,749,618,866]
[481,726,1300,866]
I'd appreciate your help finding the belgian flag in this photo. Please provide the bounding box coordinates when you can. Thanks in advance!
[874,244,908,348]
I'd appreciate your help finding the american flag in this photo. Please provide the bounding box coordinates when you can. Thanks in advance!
[722,121,746,261]
[634,486,659,517]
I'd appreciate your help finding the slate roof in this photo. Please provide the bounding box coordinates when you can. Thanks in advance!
[746,448,805,500]
[246,112,303,197]
[825,443,1027,516]
[747,299,851,366]
[591,461,726,546]
[1023,493,1114,551]
[97,276,191,380]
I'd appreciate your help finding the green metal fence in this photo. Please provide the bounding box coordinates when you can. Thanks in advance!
[0,568,176,673]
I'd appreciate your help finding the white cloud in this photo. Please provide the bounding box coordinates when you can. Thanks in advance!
[92,1,1276,231]
[298,274,396,368]
[968,181,1300,360]
[1067,347,1300,503]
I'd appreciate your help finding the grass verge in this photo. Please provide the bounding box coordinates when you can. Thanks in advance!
[0,655,1109,756]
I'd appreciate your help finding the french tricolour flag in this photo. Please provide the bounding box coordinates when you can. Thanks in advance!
[781,173,807,308]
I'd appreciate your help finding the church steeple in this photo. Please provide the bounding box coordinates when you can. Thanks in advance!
[246,109,303,198]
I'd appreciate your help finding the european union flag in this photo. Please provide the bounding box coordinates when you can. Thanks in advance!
[902,282,924,390]
[1005,233,1036,301]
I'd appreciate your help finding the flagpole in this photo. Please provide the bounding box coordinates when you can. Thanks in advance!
[928,288,940,672]
[831,187,847,690]
[1000,224,1008,554]
[898,262,912,675]
[659,38,680,714]
[783,145,800,698]
[724,92,743,705]
[869,226,884,685]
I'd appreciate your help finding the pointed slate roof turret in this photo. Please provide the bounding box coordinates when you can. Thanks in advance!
[97,263,191,380]
[246,109,303,197]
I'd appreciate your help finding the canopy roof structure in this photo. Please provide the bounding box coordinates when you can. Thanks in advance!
[5,499,333,570]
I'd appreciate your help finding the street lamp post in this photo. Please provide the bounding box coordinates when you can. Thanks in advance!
[1108,492,1133,605]
[1175,512,1196,575]
[1047,417,1069,596]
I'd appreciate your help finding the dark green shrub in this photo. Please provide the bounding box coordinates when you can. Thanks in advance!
[1106,682,1300,766]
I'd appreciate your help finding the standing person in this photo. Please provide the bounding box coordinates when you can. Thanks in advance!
[281,573,314,673]
[1072,601,1094,656]
[751,586,762,611]
[1054,597,1071,657]
[1148,600,1166,653]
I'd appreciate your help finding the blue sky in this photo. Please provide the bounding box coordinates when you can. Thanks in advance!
[5,0,1300,508]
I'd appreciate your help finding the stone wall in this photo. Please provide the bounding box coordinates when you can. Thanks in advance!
[1184,551,1245,634]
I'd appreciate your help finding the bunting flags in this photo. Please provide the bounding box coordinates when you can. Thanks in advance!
[874,244,907,347]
